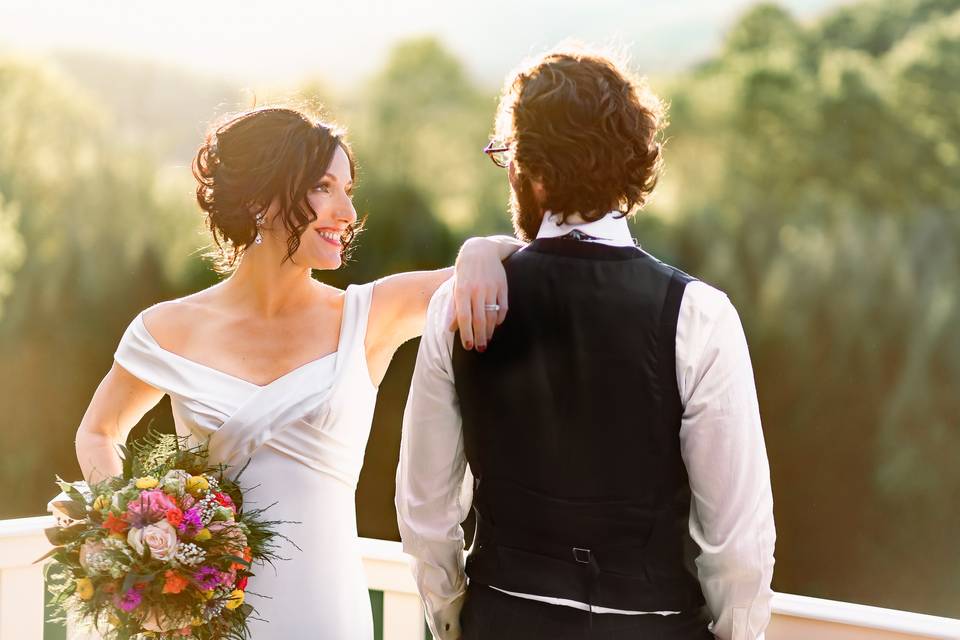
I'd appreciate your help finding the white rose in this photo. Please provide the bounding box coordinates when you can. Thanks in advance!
[161,469,190,496]
[127,520,178,561]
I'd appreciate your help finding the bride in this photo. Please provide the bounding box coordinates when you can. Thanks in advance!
[73,106,518,639]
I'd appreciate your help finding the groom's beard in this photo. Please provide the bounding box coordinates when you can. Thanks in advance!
[510,174,544,242]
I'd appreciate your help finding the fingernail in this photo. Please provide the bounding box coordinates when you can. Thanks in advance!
[465,341,473,350]
[477,345,486,353]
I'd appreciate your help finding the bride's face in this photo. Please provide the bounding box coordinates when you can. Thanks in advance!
[261,146,356,271]
[299,146,356,270]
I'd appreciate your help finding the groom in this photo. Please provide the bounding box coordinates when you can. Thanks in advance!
[396,47,776,640]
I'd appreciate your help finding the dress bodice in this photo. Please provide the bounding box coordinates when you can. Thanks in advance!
[113,282,381,638]
[113,282,379,489]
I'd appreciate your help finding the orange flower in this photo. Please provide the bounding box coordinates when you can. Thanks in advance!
[102,512,129,535]
[232,545,253,570]
[162,570,189,595]
[165,508,183,527]
[230,547,253,571]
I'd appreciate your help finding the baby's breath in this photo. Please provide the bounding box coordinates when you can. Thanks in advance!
[174,542,206,566]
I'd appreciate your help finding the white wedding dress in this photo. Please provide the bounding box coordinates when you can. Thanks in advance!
[113,282,378,639]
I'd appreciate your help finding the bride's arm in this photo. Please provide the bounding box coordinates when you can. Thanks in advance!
[75,364,165,484]
[365,235,522,385]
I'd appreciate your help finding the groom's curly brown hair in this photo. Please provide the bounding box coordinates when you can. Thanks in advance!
[495,46,667,223]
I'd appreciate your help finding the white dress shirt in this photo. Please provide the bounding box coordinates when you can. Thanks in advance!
[396,212,776,640]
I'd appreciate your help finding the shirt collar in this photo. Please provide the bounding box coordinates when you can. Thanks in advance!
[535,210,636,247]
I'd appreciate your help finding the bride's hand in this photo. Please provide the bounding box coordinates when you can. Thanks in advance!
[448,236,521,350]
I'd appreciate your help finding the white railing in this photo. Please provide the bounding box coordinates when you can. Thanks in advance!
[2,515,959,640]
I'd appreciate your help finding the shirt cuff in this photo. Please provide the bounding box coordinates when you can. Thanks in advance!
[428,594,465,640]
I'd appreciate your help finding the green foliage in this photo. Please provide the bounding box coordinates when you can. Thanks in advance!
[125,428,209,479]
[724,3,807,55]
[817,0,960,56]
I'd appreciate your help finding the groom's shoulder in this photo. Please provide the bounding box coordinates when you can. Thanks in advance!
[424,278,456,328]
[429,277,456,307]
[633,248,695,283]
[675,276,738,336]
[638,251,737,324]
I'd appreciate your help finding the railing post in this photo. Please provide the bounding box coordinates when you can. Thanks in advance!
[360,538,427,640]
[383,591,426,640]
[0,516,55,640]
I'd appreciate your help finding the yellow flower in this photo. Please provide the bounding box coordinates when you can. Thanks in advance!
[191,616,203,626]
[92,494,110,511]
[201,589,215,601]
[135,476,159,490]
[186,475,210,495]
[225,589,245,610]
[75,578,94,600]
[194,528,212,542]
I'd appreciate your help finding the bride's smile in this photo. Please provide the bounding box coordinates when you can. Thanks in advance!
[315,228,344,247]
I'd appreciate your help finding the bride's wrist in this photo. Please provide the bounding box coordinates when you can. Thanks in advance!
[457,237,498,267]
[458,235,522,264]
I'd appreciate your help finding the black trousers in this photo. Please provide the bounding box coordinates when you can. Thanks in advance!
[461,585,715,640]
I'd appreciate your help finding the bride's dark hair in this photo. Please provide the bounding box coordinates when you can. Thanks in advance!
[193,106,361,273]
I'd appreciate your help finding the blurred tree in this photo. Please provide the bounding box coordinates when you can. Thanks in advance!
[0,57,203,518]
[355,36,509,231]
[817,0,960,56]
[0,195,25,317]
[724,3,808,55]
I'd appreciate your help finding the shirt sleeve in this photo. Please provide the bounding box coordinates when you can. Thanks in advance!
[395,278,472,640]
[676,281,777,640]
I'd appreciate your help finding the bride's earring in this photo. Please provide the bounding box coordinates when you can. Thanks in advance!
[254,211,266,245]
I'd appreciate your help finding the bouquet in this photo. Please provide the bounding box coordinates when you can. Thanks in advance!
[41,430,287,639]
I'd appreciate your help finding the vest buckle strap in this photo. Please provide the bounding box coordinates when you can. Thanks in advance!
[572,547,592,564]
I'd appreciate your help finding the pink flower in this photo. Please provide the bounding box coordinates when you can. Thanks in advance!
[126,490,177,528]
[220,568,237,587]
[177,508,203,536]
[113,588,142,612]
[128,520,179,561]
[193,566,221,590]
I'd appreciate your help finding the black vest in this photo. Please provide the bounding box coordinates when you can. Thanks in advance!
[452,236,706,612]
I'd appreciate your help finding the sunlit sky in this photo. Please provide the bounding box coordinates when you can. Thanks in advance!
[1,0,848,88]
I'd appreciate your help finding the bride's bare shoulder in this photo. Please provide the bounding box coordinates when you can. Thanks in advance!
[140,286,223,349]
